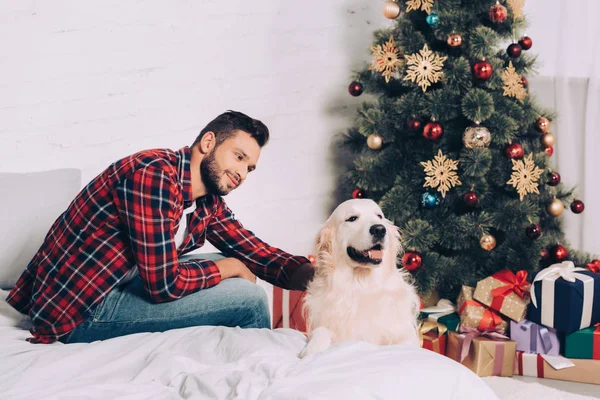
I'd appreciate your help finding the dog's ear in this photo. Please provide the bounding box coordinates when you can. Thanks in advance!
[315,222,334,257]
[386,219,403,258]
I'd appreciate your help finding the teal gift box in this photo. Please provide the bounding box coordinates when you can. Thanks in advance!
[564,325,600,360]
[420,299,460,331]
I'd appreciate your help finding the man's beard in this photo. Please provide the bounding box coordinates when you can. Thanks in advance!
[200,150,231,196]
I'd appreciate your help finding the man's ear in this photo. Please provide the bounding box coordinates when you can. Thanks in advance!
[198,131,216,154]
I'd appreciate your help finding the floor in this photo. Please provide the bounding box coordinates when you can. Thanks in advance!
[513,376,600,398]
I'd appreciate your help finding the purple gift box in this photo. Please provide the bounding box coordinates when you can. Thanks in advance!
[509,320,560,355]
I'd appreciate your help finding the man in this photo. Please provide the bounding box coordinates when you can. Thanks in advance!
[7,110,315,344]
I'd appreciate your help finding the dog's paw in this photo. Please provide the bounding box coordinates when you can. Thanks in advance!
[299,327,332,358]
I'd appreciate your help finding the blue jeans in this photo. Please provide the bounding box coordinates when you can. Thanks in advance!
[61,254,271,343]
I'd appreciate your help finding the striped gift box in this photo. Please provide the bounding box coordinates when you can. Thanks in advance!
[272,287,307,332]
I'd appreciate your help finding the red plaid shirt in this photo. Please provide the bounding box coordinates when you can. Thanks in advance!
[7,147,310,343]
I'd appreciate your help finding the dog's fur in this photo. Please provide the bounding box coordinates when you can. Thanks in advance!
[300,199,420,358]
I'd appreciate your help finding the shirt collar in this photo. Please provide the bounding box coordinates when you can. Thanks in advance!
[177,146,194,205]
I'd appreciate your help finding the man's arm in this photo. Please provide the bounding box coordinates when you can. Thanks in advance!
[114,166,224,302]
[205,197,315,291]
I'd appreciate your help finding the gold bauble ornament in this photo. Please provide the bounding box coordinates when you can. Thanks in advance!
[536,117,550,133]
[383,1,401,19]
[540,132,556,148]
[447,33,463,47]
[463,125,491,149]
[367,132,383,150]
[547,198,564,217]
[480,234,497,251]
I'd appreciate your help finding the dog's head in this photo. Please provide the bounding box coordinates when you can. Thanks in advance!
[316,199,401,271]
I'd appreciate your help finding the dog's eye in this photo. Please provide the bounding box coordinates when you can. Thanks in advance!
[377,214,383,219]
[346,216,358,222]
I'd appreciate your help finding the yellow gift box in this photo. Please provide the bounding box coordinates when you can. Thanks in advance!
[447,330,516,377]
[473,269,531,322]
[457,286,507,332]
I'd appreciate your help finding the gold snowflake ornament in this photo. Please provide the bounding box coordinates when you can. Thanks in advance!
[506,154,544,201]
[369,36,404,83]
[404,44,447,92]
[507,0,525,19]
[420,149,462,198]
[406,0,434,14]
[502,61,527,102]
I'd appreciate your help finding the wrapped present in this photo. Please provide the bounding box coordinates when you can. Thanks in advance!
[473,269,530,322]
[446,328,516,377]
[419,320,447,355]
[564,323,600,360]
[420,299,460,331]
[528,261,600,334]
[514,351,600,385]
[457,286,507,332]
[272,287,307,332]
[509,320,560,355]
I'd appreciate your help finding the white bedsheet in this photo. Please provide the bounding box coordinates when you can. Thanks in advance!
[0,290,497,400]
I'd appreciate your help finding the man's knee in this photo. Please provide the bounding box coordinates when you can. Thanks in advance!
[233,280,271,329]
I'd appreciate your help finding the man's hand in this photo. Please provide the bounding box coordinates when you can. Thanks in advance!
[215,257,256,283]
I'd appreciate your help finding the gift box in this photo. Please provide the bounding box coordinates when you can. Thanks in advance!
[473,269,530,322]
[514,351,600,385]
[564,323,600,360]
[509,320,560,355]
[420,299,460,331]
[528,261,600,334]
[457,286,507,332]
[447,330,516,377]
[419,320,447,355]
[273,287,307,332]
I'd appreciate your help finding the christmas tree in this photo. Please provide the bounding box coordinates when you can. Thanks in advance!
[340,0,596,300]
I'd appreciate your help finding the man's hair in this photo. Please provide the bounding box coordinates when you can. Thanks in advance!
[192,110,270,148]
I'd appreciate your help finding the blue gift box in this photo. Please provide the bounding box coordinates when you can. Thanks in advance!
[527,263,600,334]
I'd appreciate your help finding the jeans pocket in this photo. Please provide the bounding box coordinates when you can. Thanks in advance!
[92,286,125,323]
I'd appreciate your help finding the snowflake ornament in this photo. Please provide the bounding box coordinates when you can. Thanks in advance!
[404,44,447,92]
[420,149,462,198]
[369,35,404,83]
[405,0,434,14]
[502,61,527,102]
[506,154,544,200]
[507,0,525,19]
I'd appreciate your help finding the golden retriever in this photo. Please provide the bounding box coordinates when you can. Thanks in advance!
[300,199,420,358]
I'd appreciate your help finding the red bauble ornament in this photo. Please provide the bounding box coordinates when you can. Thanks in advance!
[504,142,524,160]
[463,191,479,207]
[423,121,444,140]
[352,189,365,199]
[489,3,508,23]
[408,119,422,132]
[521,76,528,88]
[519,36,533,50]
[507,43,522,58]
[570,199,585,214]
[402,251,422,271]
[472,60,493,80]
[545,146,554,156]
[547,171,561,186]
[348,81,364,97]
[307,254,317,264]
[526,224,542,240]
[550,244,569,262]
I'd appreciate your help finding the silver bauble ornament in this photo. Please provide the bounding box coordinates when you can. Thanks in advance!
[463,125,491,149]
[480,233,497,251]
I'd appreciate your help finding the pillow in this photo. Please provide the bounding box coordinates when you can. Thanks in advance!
[0,169,81,289]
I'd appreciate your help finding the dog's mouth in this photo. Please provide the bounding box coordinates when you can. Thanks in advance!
[347,244,384,265]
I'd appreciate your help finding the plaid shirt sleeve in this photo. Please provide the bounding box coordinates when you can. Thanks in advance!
[114,166,222,302]
[206,198,311,290]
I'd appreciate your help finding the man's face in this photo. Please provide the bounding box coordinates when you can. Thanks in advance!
[200,130,261,196]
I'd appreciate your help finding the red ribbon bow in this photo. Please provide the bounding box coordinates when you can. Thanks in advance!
[587,260,600,273]
[491,269,530,299]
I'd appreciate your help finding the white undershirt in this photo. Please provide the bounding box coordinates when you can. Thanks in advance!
[120,202,197,286]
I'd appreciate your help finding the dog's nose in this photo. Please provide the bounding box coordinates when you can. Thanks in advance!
[369,224,386,239]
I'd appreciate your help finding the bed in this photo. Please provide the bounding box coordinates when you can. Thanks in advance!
[0,169,497,399]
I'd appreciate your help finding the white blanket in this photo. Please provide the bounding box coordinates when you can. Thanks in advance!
[0,290,497,400]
